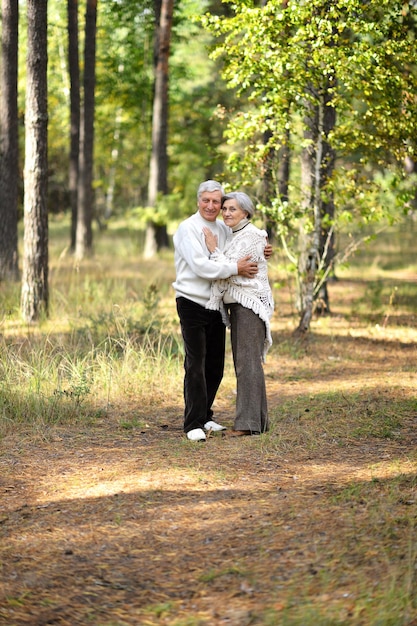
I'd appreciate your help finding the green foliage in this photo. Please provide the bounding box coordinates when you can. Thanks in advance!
[127,191,188,228]
[204,0,417,193]
[202,0,417,328]
[94,0,156,208]
[38,0,238,219]
[17,0,417,235]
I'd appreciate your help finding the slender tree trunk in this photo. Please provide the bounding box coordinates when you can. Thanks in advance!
[296,96,324,335]
[104,104,122,220]
[21,0,49,322]
[316,83,336,313]
[261,130,276,240]
[404,155,417,211]
[261,126,291,243]
[260,0,290,243]
[277,132,291,205]
[75,0,97,260]
[296,83,336,334]
[143,0,173,259]
[297,92,336,332]
[0,0,19,281]
[67,0,80,251]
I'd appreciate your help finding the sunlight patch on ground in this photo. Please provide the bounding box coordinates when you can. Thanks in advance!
[267,375,416,398]
[31,451,416,508]
[292,458,417,487]
[34,465,228,504]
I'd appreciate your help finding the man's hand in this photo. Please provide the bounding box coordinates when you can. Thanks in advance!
[264,239,273,260]
[237,255,258,278]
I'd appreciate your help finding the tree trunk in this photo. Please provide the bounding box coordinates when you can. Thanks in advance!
[104,104,122,220]
[21,0,49,322]
[260,0,290,243]
[296,96,324,335]
[75,0,97,260]
[67,0,80,252]
[319,87,336,307]
[404,155,417,212]
[0,0,19,281]
[260,126,291,242]
[296,84,336,334]
[143,0,173,259]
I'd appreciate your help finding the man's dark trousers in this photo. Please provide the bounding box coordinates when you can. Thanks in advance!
[176,297,226,433]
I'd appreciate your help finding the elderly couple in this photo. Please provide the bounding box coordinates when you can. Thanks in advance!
[173,180,274,442]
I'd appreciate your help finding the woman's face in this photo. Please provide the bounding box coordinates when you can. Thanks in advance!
[221,199,247,228]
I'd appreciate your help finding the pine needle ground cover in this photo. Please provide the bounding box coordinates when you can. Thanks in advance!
[0,219,417,626]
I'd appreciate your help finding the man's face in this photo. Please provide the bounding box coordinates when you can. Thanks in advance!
[198,190,222,222]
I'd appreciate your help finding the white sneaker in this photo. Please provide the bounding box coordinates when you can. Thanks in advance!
[204,420,226,432]
[186,428,206,441]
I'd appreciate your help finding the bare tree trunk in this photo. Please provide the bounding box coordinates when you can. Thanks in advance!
[0,0,19,281]
[296,83,336,334]
[21,0,49,322]
[75,0,97,260]
[404,155,417,212]
[296,95,324,335]
[67,0,80,251]
[260,126,291,243]
[277,132,291,205]
[260,0,290,243]
[104,104,122,220]
[143,0,173,259]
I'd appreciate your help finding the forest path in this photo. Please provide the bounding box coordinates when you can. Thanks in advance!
[1,321,417,625]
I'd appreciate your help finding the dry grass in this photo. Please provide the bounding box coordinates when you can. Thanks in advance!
[1,218,417,625]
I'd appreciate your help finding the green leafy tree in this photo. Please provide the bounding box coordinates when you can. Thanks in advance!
[204,0,417,332]
[93,0,155,213]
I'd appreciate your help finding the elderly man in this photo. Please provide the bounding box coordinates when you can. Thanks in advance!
[173,180,262,442]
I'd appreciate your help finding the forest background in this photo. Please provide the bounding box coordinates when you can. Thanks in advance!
[1,1,417,625]
[2,0,417,327]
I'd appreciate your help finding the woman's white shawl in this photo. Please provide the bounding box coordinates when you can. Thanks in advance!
[206,223,274,360]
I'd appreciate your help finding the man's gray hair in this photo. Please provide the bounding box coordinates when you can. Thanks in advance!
[197,180,225,200]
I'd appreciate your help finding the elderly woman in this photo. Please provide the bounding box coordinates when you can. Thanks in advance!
[203,191,274,436]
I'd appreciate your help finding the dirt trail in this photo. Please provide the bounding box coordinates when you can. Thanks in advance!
[1,325,417,625]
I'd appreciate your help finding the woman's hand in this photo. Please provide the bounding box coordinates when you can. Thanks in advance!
[203,227,218,254]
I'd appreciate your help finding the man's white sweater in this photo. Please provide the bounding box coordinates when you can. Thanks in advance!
[173,211,238,307]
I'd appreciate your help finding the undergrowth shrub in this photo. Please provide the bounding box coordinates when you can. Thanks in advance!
[0,282,183,438]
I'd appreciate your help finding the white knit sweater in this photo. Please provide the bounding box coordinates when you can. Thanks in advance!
[172,211,238,307]
[206,221,274,359]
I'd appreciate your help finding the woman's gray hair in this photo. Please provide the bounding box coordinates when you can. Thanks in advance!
[221,191,255,218]
[197,180,225,199]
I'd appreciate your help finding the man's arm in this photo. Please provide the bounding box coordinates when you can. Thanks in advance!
[174,223,240,281]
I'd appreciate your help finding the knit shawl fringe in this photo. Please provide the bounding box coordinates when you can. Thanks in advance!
[206,283,273,361]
